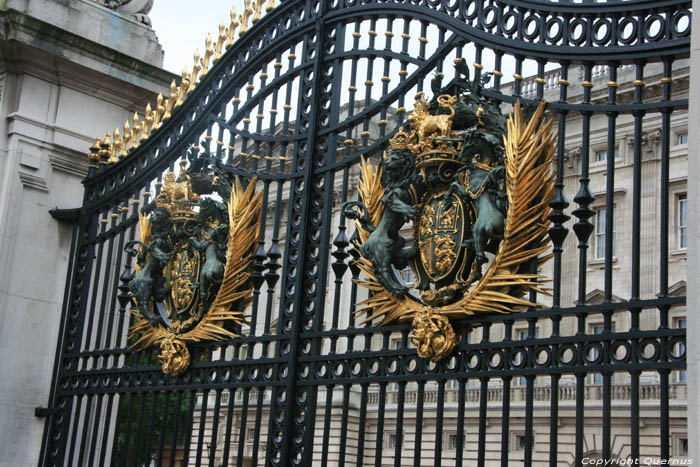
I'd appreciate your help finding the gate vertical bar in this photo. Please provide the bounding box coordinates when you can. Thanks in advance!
[265,1,335,464]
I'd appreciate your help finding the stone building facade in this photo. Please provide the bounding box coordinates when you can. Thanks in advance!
[0,1,174,465]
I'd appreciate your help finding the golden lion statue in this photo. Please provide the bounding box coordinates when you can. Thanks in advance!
[407,94,458,142]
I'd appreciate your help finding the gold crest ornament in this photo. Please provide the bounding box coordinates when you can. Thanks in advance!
[343,66,555,363]
[125,151,263,376]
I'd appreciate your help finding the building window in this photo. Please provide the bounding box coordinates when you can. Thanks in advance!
[512,433,528,452]
[676,133,688,145]
[594,207,616,260]
[594,147,620,162]
[591,324,616,384]
[446,433,464,450]
[387,432,403,449]
[678,194,687,249]
[678,437,689,457]
[246,428,256,444]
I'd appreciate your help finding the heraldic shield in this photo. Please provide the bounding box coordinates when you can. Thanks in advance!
[343,64,556,363]
[124,146,262,376]
[414,191,475,291]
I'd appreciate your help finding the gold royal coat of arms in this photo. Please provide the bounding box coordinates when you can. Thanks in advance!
[125,148,262,376]
[343,64,556,362]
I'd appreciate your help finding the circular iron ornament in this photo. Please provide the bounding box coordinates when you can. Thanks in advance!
[672,10,692,37]
[618,16,639,45]
[668,336,687,360]
[502,10,519,36]
[466,350,481,370]
[462,1,478,21]
[522,15,541,41]
[568,18,588,46]
[545,17,564,43]
[644,14,666,42]
[611,340,632,364]
[639,338,661,362]
[487,349,505,370]
[483,5,499,29]
[593,18,613,46]
[510,347,528,369]
[534,346,552,367]
[446,355,458,371]
[583,342,604,365]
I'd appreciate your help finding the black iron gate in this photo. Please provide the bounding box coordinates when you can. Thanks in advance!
[40,1,690,465]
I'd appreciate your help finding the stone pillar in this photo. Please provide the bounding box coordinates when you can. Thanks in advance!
[687,5,700,457]
[0,1,175,465]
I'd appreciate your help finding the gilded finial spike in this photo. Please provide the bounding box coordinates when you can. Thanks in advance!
[114,128,126,159]
[164,96,174,120]
[201,34,215,77]
[227,8,239,48]
[266,0,275,12]
[89,137,101,163]
[177,67,190,106]
[123,121,132,155]
[100,133,111,164]
[132,113,141,149]
[253,0,265,23]
[239,0,253,36]
[153,93,165,129]
[190,53,201,93]
[215,20,226,61]
[90,137,101,152]
[140,105,153,142]
[110,129,120,163]
[164,80,177,120]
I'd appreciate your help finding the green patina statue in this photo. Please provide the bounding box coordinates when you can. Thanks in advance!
[344,62,556,363]
[343,148,422,298]
[123,143,264,376]
[343,61,510,305]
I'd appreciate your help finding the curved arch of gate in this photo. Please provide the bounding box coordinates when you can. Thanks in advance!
[83,0,690,213]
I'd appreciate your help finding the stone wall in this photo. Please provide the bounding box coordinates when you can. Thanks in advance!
[0,1,174,465]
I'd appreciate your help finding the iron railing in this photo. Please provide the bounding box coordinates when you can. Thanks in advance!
[40,1,690,466]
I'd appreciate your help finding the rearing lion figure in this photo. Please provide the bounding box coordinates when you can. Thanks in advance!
[343,148,421,298]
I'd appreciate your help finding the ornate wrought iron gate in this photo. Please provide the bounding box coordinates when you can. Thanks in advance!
[40,1,690,465]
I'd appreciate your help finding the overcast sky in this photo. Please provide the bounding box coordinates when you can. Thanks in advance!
[150,1,246,74]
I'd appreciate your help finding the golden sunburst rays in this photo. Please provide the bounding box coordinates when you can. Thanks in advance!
[128,176,262,353]
[133,211,151,274]
[355,156,385,242]
[198,176,263,340]
[351,101,556,329]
